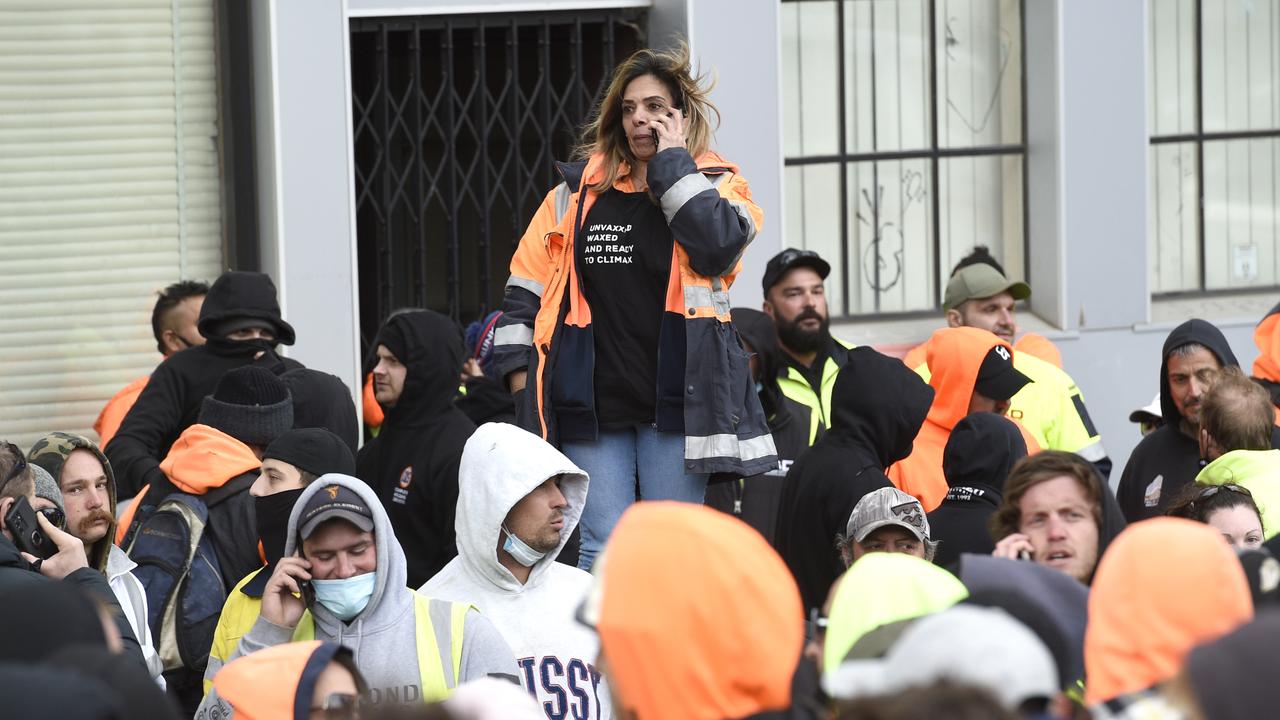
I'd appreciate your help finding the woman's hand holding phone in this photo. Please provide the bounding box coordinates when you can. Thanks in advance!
[650,106,686,154]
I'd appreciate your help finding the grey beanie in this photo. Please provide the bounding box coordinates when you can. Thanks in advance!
[198,366,294,447]
[30,465,64,516]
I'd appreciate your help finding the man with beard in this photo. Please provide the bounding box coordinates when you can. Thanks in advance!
[762,248,852,437]
[27,432,165,682]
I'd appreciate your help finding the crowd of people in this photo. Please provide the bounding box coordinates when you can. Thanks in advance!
[5,43,1280,720]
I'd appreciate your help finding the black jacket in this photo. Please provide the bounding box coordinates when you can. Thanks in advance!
[774,347,935,613]
[106,272,302,497]
[928,412,1028,569]
[455,375,517,427]
[356,310,477,587]
[0,534,145,670]
[707,308,815,544]
[1116,319,1237,521]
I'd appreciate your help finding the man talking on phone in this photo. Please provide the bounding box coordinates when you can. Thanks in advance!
[0,441,147,668]
[989,451,1126,585]
[203,473,515,709]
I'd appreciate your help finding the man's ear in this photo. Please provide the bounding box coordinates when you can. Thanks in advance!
[945,308,963,328]
[0,497,13,536]
[762,298,775,320]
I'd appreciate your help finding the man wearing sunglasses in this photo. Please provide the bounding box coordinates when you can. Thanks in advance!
[0,442,148,671]
[28,432,165,683]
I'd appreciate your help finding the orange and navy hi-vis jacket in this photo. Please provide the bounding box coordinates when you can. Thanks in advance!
[888,327,1040,511]
[492,148,776,476]
[199,640,345,720]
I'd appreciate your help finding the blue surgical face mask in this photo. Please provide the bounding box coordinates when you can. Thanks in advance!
[311,572,376,621]
[501,525,547,567]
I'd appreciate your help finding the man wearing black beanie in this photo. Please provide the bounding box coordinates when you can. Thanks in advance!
[108,271,305,498]
[201,427,355,696]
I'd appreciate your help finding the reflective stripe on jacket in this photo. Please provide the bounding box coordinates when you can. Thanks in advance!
[776,339,854,444]
[295,594,472,702]
[493,149,776,476]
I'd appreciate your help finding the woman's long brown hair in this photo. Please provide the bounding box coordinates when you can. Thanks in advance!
[575,42,720,193]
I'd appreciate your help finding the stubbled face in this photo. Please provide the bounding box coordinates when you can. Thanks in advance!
[851,525,925,564]
[1167,347,1222,424]
[60,449,112,544]
[303,521,377,580]
[372,344,408,409]
[950,292,1018,343]
[1206,505,1264,551]
[503,477,568,555]
[1018,475,1100,583]
[250,458,305,497]
[621,73,675,163]
[764,268,830,355]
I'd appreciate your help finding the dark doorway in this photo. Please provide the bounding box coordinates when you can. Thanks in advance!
[350,10,645,354]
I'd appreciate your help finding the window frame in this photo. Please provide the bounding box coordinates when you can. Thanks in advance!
[1149,0,1280,298]
[782,0,1029,318]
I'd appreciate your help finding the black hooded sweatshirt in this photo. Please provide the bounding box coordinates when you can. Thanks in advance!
[1116,319,1240,521]
[928,412,1028,569]
[282,368,360,456]
[107,272,303,497]
[773,347,935,613]
[356,310,477,587]
[706,308,815,544]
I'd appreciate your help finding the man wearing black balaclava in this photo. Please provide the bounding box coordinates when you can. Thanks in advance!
[107,271,304,498]
[201,427,355,695]
[1116,319,1280,521]
[356,310,478,588]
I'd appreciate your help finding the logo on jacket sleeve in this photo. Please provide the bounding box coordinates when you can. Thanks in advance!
[393,466,413,505]
[1144,475,1163,508]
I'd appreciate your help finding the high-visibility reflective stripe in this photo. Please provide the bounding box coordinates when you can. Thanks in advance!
[505,275,545,298]
[683,286,731,317]
[1075,440,1108,462]
[554,181,572,223]
[494,324,533,347]
[661,172,715,224]
[686,433,778,462]
[726,199,758,243]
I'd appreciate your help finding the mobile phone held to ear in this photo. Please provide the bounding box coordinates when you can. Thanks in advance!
[5,497,56,561]
[651,109,675,147]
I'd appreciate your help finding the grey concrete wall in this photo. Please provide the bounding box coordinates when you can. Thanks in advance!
[252,0,363,408]
[652,0,785,310]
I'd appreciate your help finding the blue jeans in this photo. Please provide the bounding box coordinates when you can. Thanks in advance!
[562,425,709,570]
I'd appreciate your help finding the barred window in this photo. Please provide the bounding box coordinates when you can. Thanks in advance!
[782,0,1025,316]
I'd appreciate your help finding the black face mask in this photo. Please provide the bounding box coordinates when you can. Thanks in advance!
[255,488,304,565]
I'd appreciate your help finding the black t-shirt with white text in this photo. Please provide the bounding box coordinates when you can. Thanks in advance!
[577,188,675,429]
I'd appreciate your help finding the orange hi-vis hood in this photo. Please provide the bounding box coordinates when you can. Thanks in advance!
[158,423,262,495]
[204,640,348,720]
[889,327,1036,511]
[1015,332,1063,369]
[595,502,803,720]
[1254,302,1280,382]
[924,327,1007,431]
[1084,518,1253,705]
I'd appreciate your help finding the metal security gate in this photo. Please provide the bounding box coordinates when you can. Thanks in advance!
[350,10,645,347]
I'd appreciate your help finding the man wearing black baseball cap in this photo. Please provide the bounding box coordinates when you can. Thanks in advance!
[900,247,1110,479]
[203,474,516,712]
[888,327,1035,512]
[761,248,853,440]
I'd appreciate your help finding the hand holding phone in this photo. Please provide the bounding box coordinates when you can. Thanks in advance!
[649,105,686,154]
[6,496,56,561]
[262,553,313,629]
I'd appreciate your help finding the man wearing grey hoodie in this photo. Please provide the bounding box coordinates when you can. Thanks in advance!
[205,474,516,709]
[420,422,612,719]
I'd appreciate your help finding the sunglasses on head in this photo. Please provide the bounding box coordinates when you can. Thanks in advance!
[311,692,360,719]
[37,507,65,530]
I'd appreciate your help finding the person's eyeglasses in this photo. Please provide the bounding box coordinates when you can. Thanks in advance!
[37,507,65,530]
[807,607,829,639]
[310,693,359,719]
[0,442,27,498]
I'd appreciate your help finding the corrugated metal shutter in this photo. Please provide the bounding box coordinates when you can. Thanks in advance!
[0,0,224,449]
